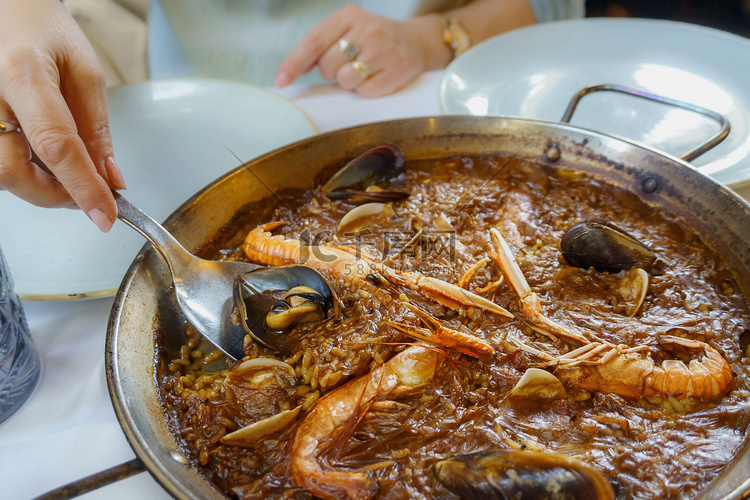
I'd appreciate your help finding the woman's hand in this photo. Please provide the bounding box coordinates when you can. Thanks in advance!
[275,4,451,98]
[0,0,125,232]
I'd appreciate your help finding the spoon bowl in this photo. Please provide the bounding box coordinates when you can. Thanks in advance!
[234,265,339,355]
[115,193,257,360]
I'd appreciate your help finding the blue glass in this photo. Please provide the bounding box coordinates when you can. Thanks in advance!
[0,244,41,424]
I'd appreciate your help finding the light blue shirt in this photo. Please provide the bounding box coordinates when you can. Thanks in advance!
[150,0,584,86]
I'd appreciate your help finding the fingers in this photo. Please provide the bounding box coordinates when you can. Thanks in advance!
[334,53,376,90]
[316,39,357,81]
[0,53,118,232]
[64,50,126,192]
[275,5,356,87]
[333,38,421,98]
[276,5,427,98]
[0,116,73,207]
[0,1,123,232]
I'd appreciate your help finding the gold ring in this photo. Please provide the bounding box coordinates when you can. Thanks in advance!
[0,120,21,135]
[338,38,360,61]
[350,59,372,79]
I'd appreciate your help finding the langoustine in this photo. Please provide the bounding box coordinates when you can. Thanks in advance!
[243,222,512,319]
[488,227,734,401]
[242,222,512,357]
[543,336,733,400]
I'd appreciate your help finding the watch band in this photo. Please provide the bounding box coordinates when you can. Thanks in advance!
[442,16,471,61]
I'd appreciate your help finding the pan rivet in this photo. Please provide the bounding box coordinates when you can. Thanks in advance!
[642,177,659,194]
[545,145,561,162]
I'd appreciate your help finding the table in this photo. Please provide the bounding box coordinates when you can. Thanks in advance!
[3,69,750,500]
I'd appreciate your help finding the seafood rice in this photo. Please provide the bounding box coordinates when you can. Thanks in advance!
[155,145,750,499]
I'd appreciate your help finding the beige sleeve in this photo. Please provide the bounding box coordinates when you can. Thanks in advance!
[63,0,150,88]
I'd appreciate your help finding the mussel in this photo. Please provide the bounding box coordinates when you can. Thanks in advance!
[265,286,329,330]
[434,450,614,500]
[234,265,339,354]
[323,143,409,204]
[560,219,656,273]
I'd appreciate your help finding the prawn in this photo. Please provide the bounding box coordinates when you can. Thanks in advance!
[289,346,441,500]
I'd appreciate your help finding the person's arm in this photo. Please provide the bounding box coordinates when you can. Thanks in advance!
[0,0,125,232]
[275,0,539,98]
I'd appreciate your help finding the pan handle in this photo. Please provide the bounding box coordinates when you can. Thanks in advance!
[560,84,730,163]
[32,458,146,499]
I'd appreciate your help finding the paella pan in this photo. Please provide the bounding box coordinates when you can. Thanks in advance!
[107,111,750,499]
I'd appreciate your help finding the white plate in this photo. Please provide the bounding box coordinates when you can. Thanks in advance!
[439,18,750,187]
[1,79,316,300]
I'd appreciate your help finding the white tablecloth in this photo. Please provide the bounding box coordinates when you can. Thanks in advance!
[3,69,750,500]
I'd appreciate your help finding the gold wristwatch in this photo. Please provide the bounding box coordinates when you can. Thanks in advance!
[442,16,471,61]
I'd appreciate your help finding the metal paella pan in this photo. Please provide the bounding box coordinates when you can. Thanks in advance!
[106,111,750,499]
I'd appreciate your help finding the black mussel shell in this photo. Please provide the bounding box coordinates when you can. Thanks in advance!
[234,265,339,354]
[560,219,656,273]
[323,143,407,204]
[434,450,614,500]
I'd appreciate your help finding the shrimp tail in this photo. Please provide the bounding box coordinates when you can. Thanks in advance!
[242,222,299,266]
[644,336,733,399]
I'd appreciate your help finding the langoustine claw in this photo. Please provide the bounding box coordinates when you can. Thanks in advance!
[488,227,588,343]
[386,302,495,357]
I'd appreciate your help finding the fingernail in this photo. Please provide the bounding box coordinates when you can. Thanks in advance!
[275,72,290,87]
[88,208,114,233]
[105,156,127,190]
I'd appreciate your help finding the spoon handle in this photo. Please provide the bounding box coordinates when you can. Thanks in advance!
[114,193,195,273]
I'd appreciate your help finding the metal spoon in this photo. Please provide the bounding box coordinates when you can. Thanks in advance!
[114,193,257,360]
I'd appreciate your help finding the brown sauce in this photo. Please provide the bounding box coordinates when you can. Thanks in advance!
[156,152,750,499]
